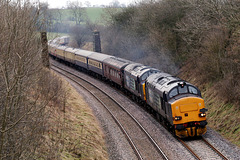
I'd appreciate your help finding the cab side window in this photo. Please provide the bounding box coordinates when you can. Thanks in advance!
[169,88,178,98]
[188,86,198,94]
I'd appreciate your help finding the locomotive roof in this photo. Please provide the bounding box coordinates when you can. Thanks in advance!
[103,57,133,70]
[146,72,190,93]
[124,63,160,78]
[75,49,94,57]
[87,52,113,62]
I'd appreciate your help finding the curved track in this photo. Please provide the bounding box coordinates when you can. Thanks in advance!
[51,64,169,160]
[177,137,228,160]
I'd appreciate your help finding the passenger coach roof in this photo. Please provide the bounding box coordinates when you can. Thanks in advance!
[55,45,68,50]
[87,52,113,61]
[48,43,58,48]
[75,49,93,57]
[103,57,133,69]
[65,47,78,53]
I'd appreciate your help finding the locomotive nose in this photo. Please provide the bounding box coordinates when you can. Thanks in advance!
[171,97,207,138]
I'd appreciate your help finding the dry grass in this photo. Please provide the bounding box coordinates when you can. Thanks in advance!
[44,72,108,159]
[180,67,240,147]
[203,89,240,147]
[81,42,94,51]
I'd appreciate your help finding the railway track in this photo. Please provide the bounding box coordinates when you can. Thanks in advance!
[177,137,228,160]
[51,64,169,160]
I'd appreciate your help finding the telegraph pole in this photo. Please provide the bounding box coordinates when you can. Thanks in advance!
[41,32,50,68]
[93,30,101,53]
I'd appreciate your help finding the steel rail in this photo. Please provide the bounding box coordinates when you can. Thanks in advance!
[51,64,169,160]
[177,136,229,160]
[177,137,201,160]
[202,138,228,160]
[52,65,168,160]
[52,65,144,160]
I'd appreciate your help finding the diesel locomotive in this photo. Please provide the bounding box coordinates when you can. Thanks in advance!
[48,39,207,138]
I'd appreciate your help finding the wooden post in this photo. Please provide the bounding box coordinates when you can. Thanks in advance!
[93,30,101,53]
[41,32,50,68]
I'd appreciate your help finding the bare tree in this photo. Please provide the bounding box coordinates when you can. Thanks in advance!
[56,9,64,24]
[69,25,92,48]
[85,1,91,7]
[110,0,121,7]
[67,0,86,25]
[0,0,65,159]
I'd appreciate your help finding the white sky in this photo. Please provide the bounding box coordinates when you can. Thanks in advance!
[41,0,135,8]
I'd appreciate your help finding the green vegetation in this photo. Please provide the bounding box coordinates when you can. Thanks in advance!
[48,8,106,24]
[85,7,105,22]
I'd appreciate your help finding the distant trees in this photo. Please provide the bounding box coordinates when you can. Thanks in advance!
[109,0,121,7]
[55,8,64,24]
[102,3,180,74]
[69,25,92,48]
[179,0,240,103]
[67,0,86,25]
[85,1,91,7]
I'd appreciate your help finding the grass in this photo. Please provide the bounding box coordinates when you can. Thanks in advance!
[204,92,240,147]
[182,69,240,147]
[179,64,240,147]
[61,80,108,159]
[44,72,108,159]
[85,8,105,22]
[49,8,106,24]
[48,7,123,26]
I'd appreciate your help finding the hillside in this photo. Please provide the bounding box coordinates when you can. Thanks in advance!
[100,0,240,146]
[42,72,108,159]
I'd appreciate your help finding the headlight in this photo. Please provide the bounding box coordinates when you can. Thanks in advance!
[199,113,206,117]
[175,116,182,121]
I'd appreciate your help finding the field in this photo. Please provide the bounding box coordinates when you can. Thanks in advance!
[86,7,106,22]
[49,7,107,24]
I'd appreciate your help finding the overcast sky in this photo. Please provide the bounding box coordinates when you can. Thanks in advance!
[41,0,135,8]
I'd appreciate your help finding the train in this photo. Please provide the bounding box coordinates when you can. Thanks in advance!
[48,39,208,138]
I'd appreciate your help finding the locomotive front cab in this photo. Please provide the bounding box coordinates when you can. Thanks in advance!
[169,83,207,138]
